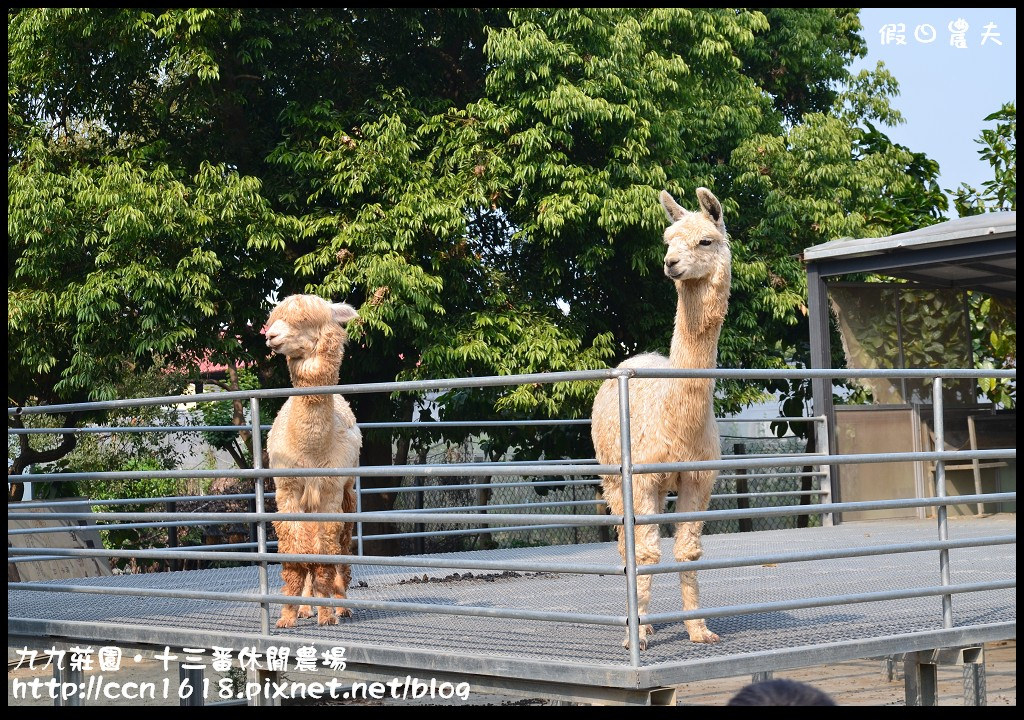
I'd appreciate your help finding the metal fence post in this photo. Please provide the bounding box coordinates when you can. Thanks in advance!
[733,442,752,533]
[179,663,205,706]
[250,398,271,635]
[355,475,364,556]
[247,667,281,707]
[816,414,834,527]
[904,651,939,706]
[52,643,83,707]
[963,646,987,706]
[932,378,953,629]
[617,373,642,667]
[166,500,180,571]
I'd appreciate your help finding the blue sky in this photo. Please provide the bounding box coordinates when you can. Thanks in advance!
[850,8,1016,216]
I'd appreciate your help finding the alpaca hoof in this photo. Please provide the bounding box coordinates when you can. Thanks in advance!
[689,628,720,644]
[275,616,296,629]
[297,605,313,619]
[622,625,654,651]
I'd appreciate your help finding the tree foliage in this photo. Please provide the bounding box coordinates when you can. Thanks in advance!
[947,102,1017,408]
[9,10,948,509]
[950,102,1016,216]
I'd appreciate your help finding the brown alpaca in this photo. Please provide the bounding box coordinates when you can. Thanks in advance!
[264,294,362,627]
[591,188,731,650]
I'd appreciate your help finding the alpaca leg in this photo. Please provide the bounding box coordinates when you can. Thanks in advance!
[673,471,720,643]
[630,487,663,651]
[313,522,345,624]
[334,523,354,617]
[297,574,314,619]
[276,563,306,628]
[332,485,356,617]
[273,520,305,628]
[312,563,339,626]
[605,478,663,651]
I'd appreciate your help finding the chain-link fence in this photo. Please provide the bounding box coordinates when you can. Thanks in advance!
[390,433,820,555]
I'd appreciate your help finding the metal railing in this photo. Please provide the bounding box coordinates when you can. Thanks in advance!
[7,367,1017,670]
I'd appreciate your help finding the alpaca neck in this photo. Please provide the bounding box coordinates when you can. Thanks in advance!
[667,276,729,417]
[668,280,725,369]
[286,333,343,413]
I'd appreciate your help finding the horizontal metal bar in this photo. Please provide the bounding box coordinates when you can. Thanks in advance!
[10,447,1012,485]
[637,534,1018,575]
[725,416,825,423]
[360,478,601,494]
[7,473,818,511]
[8,519,223,535]
[632,448,1014,475]
[6,417,824,435]
[360,420,594,428]
[7,462,612,483]
[640,580,1016,624]
[7,540,281,562]
[715,472,827,481]
[627,368,1017,380]
[8,425,217,435]
[392,499,602,514]
[636,492,1016,525]
[7,509,624,526]
[6,420,595,435]
[9,492,818,529]
[441,457,597,467]
[363,523,586,541]
[5,547,623,575]
[11,493,262,509]
[706,491,821,500]
[8,370,622,415]
[8,367,1015,415]
[7,582,628,626]
[14,535,1011,576]
[7,555,81,564]
[10,493,1012,528]
[381,490,820,515]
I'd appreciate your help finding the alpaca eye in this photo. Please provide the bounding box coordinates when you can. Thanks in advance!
[699,238,713,246]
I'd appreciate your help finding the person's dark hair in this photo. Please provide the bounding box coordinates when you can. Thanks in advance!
[728,679,837,706]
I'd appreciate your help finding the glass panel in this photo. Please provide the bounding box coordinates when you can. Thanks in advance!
[828,284,904,404]
[828,283,975,406]
[898,287,973,405]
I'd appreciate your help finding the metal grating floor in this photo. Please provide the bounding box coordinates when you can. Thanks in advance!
[8,515,1016,685]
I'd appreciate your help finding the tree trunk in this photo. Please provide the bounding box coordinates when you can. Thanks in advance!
[8,413,80,500]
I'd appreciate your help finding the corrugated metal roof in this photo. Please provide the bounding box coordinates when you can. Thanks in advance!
[803,212,1016,261]
[803,212,1016,298]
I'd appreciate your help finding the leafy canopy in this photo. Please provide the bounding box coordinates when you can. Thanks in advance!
[9,9,948,474]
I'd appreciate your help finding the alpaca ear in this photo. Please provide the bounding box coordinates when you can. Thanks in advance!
[330,302,359,324]
[696,187,723,226]
[660,190,688,222]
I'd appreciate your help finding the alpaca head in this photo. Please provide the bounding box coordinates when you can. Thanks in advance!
[659,188,731,286]
[265,294,359,360]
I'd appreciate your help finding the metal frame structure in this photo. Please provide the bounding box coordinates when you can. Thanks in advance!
[8,367,1017,706]
[803,211,1016,521]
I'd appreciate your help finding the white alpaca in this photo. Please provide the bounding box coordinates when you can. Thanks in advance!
[264,294,362,627]
[591,188,731,650]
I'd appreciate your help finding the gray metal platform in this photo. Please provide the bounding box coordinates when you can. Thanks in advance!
[8,515,1016,693]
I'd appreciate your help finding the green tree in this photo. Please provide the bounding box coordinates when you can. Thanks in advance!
[9,10,946,547]
[950,102,1016,216]
[949,102,1016,407]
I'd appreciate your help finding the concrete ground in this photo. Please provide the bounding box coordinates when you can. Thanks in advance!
[8,639,1015,706]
